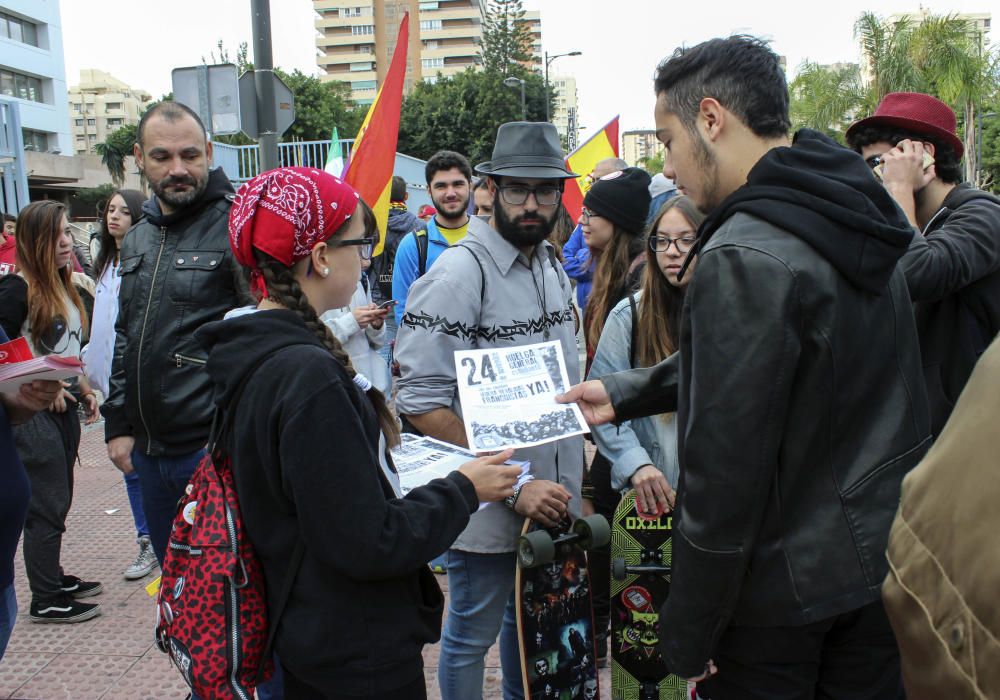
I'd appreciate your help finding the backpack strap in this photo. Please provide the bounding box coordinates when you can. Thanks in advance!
[627,292,638,370]
[455,243,487,305]
[416,231,430,277]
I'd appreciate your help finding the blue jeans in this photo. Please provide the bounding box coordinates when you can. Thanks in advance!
[0,583,16,661]
[123,470,149,538]
[131,449,204,565]
[439,550,523,700]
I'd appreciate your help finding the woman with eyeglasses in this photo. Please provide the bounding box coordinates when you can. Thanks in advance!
[0,201,104,624]
[195,168,520,698]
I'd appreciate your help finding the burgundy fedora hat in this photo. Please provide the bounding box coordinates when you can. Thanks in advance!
[846,92,964,159]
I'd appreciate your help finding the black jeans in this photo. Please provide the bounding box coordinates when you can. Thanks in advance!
[698,601,904,700]
[282,668,426,700]
[587,450,621,650]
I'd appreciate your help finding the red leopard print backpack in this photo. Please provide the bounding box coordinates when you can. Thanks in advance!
[155,359,304,699]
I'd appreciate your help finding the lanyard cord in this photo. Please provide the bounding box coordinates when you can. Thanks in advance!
[520,250,549,340]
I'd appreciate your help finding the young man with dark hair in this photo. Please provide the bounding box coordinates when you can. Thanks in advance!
[846,92,1000,437]
[391,150,473,325]
[560,36,930,697]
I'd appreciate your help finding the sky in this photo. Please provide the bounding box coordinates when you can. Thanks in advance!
[60,0,988,144]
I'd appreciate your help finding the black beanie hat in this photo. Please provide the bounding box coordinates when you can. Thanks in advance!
[583,167,652,235]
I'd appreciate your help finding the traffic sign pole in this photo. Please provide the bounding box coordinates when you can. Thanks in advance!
[251,0,279,172]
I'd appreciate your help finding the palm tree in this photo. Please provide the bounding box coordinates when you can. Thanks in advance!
[94,123,138,189]
[790,62,865,139]
[854,12,923,113]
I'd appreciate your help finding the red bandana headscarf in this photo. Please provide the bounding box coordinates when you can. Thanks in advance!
[229,166,360,299]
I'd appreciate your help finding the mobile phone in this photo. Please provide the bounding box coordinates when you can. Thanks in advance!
[377,299,397,310]
[873,151,934,181]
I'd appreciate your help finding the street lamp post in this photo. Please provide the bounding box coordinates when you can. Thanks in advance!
[544,50,582,122]
[503,77,526,120]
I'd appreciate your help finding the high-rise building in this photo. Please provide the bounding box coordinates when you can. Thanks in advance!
[67,69,153,155]
[622,129,659,168]
[550,74,577,147]
[517,10,542,70]
[315,0,490,104]
[0,0,71,154]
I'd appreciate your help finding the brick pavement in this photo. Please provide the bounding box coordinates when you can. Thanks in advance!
[0,422,611,699]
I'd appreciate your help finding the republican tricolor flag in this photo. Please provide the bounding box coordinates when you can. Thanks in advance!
[343,13,409,257]
[562,116,620,217]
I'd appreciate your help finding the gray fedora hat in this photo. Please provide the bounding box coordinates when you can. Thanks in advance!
[475,122,578,180]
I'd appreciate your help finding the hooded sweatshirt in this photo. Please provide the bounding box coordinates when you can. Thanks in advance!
[368,204,422,303]
[195,309,477,694]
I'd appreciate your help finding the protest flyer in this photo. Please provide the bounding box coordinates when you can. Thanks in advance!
[453,340,588,451]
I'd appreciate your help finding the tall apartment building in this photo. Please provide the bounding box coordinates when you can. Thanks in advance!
[622,129,659,168]
[315,0,487,104]
[517,10,542,70]
[550,74,577,147]
[67,69,153,155]
[0,0,71,154]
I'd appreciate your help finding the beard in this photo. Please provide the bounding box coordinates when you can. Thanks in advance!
[432,190,471,223]
[692,131,724,214]
[493,201,557,248]
[149,171,209,210]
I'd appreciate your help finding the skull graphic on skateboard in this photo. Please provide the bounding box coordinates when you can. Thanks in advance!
[516,514,611,700]
[610,489,687,700]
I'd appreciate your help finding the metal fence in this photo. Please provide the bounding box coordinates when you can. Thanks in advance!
[211,139,353,185]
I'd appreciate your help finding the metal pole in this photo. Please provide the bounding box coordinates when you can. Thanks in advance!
[251,0,278,172]
[520,80,526,121]
[544,51,550,122]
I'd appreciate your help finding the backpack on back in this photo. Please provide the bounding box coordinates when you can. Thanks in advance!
[155,354,304,699]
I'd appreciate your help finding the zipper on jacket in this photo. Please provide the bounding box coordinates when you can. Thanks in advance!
[137,227,167,455]
[225,501,249,700]
[174,353,207,368]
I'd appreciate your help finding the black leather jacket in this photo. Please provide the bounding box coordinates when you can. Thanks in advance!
[602,131,932,677]
[102,168,252,456]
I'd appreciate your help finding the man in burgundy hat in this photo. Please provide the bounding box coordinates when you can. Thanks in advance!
[847,92,1000,437]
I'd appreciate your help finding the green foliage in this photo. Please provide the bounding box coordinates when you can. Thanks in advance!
[979,107,1000,192]
[398,68,549,163]
[72,184,116,218]
[481,0,534,74]
[639,152,664,176]
[94,123,138,186]
[790,62,865,141]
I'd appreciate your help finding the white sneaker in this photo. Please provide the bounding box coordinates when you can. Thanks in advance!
[123,536,158,580]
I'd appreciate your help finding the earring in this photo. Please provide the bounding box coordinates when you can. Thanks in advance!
[322,267,330,277]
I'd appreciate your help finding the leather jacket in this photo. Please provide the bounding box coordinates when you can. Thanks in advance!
[602,131,932,677]
[102,168,252,456]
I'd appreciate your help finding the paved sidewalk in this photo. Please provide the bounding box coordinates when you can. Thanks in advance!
[0,423,610,699]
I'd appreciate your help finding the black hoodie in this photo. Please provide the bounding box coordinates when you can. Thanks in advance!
[690,129,915,293]
[195,309,477,695]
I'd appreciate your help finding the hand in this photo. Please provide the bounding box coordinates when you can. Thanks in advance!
[352,304,383,329]
[557,380,616,426]
[686,659,718,683]
[458,449,520,502]
[369,306,389,330]
[631,465,674,516]
[81,393,100,425]
[16,379,63,413]
[879,139,935,193]
[514,480,572,527]
[581,497,595,517]
[50,386,77,414]
[108,435,135,475]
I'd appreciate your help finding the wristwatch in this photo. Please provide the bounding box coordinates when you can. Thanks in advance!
[505,483,524,510]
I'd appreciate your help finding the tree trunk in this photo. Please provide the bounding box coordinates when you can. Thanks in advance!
[965,100,977,184]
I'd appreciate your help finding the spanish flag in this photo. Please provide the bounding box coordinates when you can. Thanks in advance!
[562,116,620,218]
[343,13,409,257]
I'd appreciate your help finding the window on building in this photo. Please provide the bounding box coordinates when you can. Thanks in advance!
[422,58,444,69]
[75,119,84,126]
[0,70,44,103]
[350,62,373,72]
[425,40,439,50]
[424,76,438,85]
[73,103,81,112]
[105,102,122,111]
[419,1,439,9]
[420,20,442,30]
[351,80,377,92]
[21,129,48,152]
[87,118,96,126]
[0,12,39,47]
[351,25,374,36]
[107,118,123,127]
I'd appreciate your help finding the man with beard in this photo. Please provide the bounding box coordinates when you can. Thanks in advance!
[558,36,930,697]
[392,150,473,326]
[395,122,583,700]
[101,101,252,567]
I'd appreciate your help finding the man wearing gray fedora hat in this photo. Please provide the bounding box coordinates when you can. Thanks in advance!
[394,122,584,700]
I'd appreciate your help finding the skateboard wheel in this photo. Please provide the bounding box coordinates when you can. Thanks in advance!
[612,556,627,580]
[518,530,556,568]
[573,514,611,549]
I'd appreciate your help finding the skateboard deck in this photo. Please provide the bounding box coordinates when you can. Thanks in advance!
[610,490,687,700]
[515,516,610,700]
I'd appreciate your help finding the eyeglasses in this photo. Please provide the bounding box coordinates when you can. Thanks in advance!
[864,154,883,170]
[333,237,375,260]
[580,208,602,225]
[498,185,562,207]
[648,235,697,254]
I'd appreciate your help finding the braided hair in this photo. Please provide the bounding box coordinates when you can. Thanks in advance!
[255,251,401,448]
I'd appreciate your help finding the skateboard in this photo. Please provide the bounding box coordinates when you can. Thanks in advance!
[610,490,687,700]
[516,515,611,700]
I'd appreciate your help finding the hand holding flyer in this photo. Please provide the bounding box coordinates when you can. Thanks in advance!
[453,340,588,450]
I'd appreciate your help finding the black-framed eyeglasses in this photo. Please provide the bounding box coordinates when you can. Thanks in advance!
[498,185,562,207]
[333,237,375,260]
[580,208,602,225]
[864,154,883,170]
[648,235,697,254]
